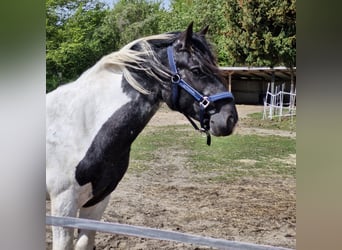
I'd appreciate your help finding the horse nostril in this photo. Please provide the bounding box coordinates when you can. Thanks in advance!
[227,115,237,129]
[227,115,234,124]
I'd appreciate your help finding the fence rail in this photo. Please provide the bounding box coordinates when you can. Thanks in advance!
[46,215,293,250]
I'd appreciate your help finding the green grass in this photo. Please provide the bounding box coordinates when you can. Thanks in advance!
[185,130,295,180]
[130,125,296,181]
[242,112,296,131]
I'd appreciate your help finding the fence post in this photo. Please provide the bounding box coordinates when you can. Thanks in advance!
[263,83,270,120]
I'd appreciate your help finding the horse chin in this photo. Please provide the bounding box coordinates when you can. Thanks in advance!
[209,127,235,137]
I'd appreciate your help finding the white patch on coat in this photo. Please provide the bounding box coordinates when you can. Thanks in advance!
[46,67,131,207]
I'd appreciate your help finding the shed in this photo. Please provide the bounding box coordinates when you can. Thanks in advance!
[219,66,296,104]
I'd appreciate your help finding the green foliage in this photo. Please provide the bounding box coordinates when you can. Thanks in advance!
[224,0,296,67]
[160,0,296,67]
[46,0,296,92]
[46,0,109,92]
[102,0,164,49]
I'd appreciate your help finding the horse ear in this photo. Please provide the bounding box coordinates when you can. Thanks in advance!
[199,25,209,36]
[178,21,194,50]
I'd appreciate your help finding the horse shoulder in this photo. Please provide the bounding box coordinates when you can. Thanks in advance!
[46,71,131,197]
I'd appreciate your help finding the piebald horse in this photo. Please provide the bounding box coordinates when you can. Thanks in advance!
[46,23,238,249]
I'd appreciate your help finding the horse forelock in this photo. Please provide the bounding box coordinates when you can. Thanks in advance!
[190,33,222,75]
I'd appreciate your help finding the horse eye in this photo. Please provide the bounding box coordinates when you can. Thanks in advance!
[191,67,202,77]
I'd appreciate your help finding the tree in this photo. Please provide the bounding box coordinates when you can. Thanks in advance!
[46,0,166,92]
[160,0,295,67]
[46,0,109,92]
[102,0,164,49]
[224,0,296,67]
[46,0,296,92]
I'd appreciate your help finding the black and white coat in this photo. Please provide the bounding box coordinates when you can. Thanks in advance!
[46,24,238,250]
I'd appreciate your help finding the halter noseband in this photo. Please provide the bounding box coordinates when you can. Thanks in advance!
[166,46,234,146]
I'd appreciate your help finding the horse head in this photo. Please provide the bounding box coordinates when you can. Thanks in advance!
[161,22,238,138]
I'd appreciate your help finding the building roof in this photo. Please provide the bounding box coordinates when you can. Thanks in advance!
[219,66,296,81]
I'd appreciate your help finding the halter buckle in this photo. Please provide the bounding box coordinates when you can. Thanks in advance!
[200,96,210,109]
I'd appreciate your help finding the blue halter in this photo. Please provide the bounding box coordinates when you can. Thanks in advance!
[166,46,234,145]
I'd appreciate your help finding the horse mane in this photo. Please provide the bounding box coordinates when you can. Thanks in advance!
[88,31,220,95]
[98,33,176,95]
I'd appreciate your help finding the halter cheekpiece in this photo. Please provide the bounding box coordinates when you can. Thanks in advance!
[166,46,234,146]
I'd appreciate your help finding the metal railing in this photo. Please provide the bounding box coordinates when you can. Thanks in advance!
[47,215,293,250]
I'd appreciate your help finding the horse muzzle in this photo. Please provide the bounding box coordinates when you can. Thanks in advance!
[209,107,238,136]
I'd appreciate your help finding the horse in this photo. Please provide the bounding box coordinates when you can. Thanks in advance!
[46,22,238,250]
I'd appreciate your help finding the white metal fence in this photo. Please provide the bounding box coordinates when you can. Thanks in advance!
[263,83,296,121]
[46,215,293,250]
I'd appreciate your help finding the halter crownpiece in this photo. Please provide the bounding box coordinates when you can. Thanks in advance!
[166,46,234,146]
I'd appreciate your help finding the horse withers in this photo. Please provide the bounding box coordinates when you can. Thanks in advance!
[46,22,238,250]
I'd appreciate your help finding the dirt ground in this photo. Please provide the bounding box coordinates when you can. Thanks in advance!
[46,105,296,249]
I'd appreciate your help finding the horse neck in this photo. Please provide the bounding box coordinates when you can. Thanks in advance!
[74,86,161,207]
[75,86,160,180]
[76,53,165,152]
[115,93,160,146]
[94,86,161,154]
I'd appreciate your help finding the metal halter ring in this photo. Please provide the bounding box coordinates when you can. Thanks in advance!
[171,74,181,83]
[200,96,210,109]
